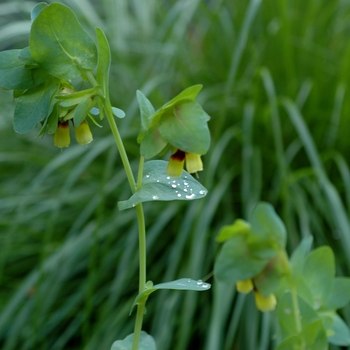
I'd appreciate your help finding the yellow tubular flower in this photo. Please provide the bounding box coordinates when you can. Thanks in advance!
[254,291,277,312]
[167,149,185,177]
[185,153,203,174]
[54,121,70,148]
[74,121,93,145]
[236,279,254,294]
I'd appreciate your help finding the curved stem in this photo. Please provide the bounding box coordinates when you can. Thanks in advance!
[85,70,147,349]
[105,106,136,192]
[85,70,136,192]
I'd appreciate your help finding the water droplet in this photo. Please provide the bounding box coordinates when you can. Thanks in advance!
[172,180,176,183]
[186,194,196,199]
[167,176,170,180]
[313,301,321,309]
[187,278,192,283]
[202,283,209,288]
[196,280,203,285]
[177,193,182,197]
[156,180,160,182]
[184,189,188,192]
[152,195,158,200]
[171,184,177,188]
[184,181,189,186]
[199,190,206,195]
[184,175,188,178]
[145,174,150,178]
[132,203,136,207]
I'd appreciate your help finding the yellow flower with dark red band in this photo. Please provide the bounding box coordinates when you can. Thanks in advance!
[54,121,70,148]
[166,149,204,177]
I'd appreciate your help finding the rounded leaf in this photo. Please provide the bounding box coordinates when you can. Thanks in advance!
[30,3,97,79]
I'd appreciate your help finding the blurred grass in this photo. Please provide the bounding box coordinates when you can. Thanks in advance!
[1,0,350,349]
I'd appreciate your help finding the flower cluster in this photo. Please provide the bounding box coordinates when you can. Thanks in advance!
[51,87,96,148]
[54,120,93,148]
[236,279,277,312]
[214,203,287,313]
[137,85,210,177]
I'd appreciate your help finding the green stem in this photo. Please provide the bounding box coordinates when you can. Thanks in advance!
[85,70,147,349]
[85,70,136,192]
[136,157,146,291]
[132,158,147,350]
[282,252,305,349]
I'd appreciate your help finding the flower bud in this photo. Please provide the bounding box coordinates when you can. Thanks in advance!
[185,153,203,174]
[54,121,70,148]
[254,291,277,312]
[74,121,93,145]
[236,279,253,294]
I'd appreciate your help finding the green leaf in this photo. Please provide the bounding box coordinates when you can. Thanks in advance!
[111,331,156,350]
[290,274,314,307]
[74,95,95,126]
[326,313,350,346]
[325,277,350,310]
[214,235,275,283]
[158,100,210,155]
[118,160,207,210]
[277,291,320,340]
[14,81,58,134]
[303,246,335,309]
[254,253,286,296]
[290,235,313,273]
[250,202,287,248]
[112,107,125,119]
[161,84,203,110]
[132,278,211,311]
[31,2,47,22]
[18,47,38,67]
[46,104,59,134]
[30,3,97,79]
[140,126,168,159]
[0,50,48,90]
[216,219,251,243]
[137,90,155,132]
[56,86,100,107]
[95,27,111,101]
[276,320,328,350]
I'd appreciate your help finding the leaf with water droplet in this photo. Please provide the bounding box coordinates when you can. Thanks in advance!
[110,331,156,350]
[118,160,208,210]
[130,278,211,314]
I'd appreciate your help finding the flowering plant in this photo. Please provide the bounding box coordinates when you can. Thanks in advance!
[0,3,211,349]
[1,2,350,350]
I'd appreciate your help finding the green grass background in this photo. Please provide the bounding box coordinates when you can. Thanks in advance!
[1,0,350,349]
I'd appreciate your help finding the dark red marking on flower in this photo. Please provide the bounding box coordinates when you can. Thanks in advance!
[170,149,186,162]
[58,121,69,128]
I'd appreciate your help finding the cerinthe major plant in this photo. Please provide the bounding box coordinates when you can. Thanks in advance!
[1,2,350,350]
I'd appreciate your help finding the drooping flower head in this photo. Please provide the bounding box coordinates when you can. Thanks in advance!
[137,85,210,177]
[52,87,96,148]
[167,150,203,177]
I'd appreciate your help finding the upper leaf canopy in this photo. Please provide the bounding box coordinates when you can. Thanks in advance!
[137,85,210,159]
[29,3,97,79]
